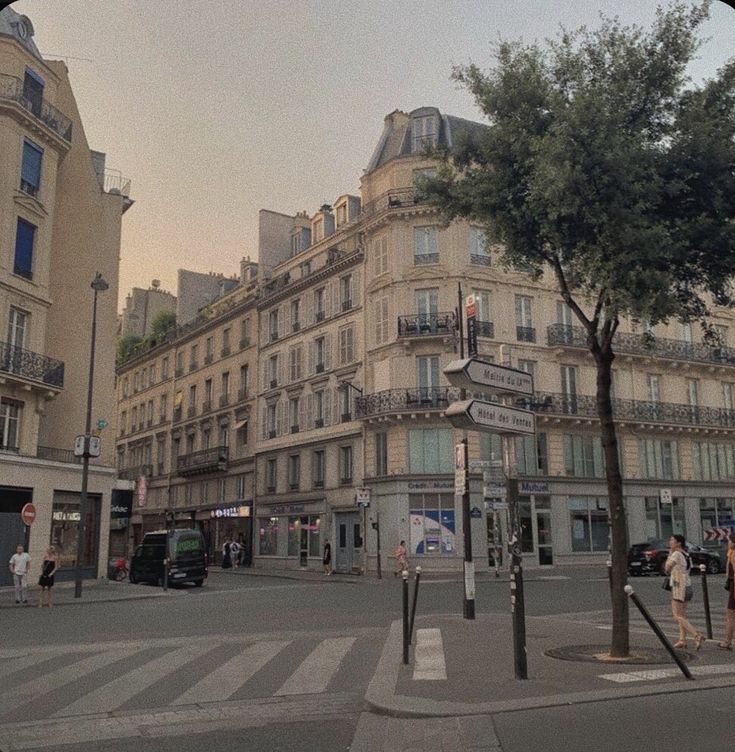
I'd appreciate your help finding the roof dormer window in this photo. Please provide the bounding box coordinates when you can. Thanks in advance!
[412,115,438,152]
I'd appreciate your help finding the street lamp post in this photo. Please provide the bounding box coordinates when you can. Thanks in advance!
[74,273,109,598]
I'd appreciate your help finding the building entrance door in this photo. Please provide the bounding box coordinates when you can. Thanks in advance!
[335,512,361,573]
[0,486,32,586]
[516,495,554,566]
[299,515,309,567]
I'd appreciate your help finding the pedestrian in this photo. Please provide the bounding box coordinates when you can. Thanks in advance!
[229,538,241,568]
[394,540,408,577]
[38,545,58,608]
[322,540,332,575]
[221,538,232,569]
[718,532,735,651]
[237,534,246,566]
[664,534,705,650]
[9,544,31,605]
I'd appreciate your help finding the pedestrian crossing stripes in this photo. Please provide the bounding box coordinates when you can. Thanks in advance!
[0,632,371,726]
[600,663,735,683]
[413,628,447,681]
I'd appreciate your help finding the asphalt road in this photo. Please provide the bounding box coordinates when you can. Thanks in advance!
[0,568,728,751]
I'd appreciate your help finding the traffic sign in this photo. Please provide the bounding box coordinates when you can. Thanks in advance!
[74,435,101,458]
[356,488,371,507]
[445,399,536,435]
[20,503,36,526]
[704,525,735,541]
[97,419,108,430]
[443,358,534,397]
[659,488,672,504]
[484,481,507,499]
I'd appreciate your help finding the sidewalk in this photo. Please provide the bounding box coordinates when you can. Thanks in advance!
[0,579,184,609]
[355,603,735,750]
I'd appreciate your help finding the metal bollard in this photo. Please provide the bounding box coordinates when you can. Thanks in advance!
[402,569,410,665]
[624,585,692,680]
[163,558,169,592]
[699,564,713,639]
[606,559,613,598]
[409,566,422,644]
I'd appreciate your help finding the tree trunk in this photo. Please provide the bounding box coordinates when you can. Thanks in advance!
[593,346,629,657]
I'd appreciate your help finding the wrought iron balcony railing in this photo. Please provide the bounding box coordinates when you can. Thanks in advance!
[118,464,153,480]
[476,320,494,338]
[414,253,439,265]
[357,387,462,419]
[0,74,73,141]
[547,324,735,367]
[0,341,64,388]
[519,392,735,429]
[176,445,228,476]
[470,253,491,266]
[398,312,456,338]
[516,326,536,343]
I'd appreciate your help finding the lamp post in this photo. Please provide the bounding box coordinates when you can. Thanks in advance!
[74,272,109,598]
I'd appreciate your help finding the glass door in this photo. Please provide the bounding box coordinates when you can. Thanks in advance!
[535,497,553,565]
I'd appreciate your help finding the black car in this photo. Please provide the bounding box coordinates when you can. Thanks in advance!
[628,540,722,576]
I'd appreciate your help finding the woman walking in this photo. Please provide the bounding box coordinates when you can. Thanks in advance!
[718,532,735,650]
[394,540,408,577]
[665,534,705,650]
[38,546,58,608]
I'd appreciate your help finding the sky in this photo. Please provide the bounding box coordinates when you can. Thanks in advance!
[9,0,735,310]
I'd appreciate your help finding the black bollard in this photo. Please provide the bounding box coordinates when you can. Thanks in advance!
[625,585,692,679]
[402,569,410,664]
[163,558,169,592]
[699,564,713,640]
[409,566,422,644]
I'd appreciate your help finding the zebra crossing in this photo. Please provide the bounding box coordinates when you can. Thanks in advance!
[0,629,380,727]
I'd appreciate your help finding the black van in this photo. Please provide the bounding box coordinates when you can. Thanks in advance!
[129,529,207,587]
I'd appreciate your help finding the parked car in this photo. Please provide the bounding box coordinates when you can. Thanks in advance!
[628,540,722,576]
[129,529,207,587]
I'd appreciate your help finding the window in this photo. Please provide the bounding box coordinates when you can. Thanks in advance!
[159,394,167,422]
[414,226,438,264]
[289,345,302,381]
[375,296,390,345]
[315,337,325,372]
[258,517,278,555]
[205,336,214,362]
[20,139,43,197]
[7,307,28,350]
[472,290,492,336]
[413,168,437,200]
[409,428,453,474]
[412,115,437,151]
[221,371,229,403]
[23,68,44,116]
[409,494,455,555]
[517,360,536,378]
[374,236,389,276]
[186,433,195,454]
[122,377,129,398]
[515,295,535,342]
[14,218,36,280]
[269,354,279,388]
[146,400,154,426]
[120,410,127,435]
[240,317,251,347]
[291,299,300,331]
[131,406,137,431]
[560,365,578,413]
[266,458,277,492]
[569,497,609,553]
[269,309,279,341]
[189,384,197,412]
[339,325,354,365]
[176,352,184,376]
[313,450,325,488]
[288,454,301,489]
[289,396,300,432]
[564,434,604,477]
[647,374,662,404]
[723,382,734,412]
[204,378,213,404]
[237,419,248,447]
[639,438,680,479]
[416,288,439,330]
[681,322,693,343]
[375,432,388,476]
[287,515,321,557]
[0,397,22,451]
[645,496,686,540]
[266,403,277,439]
[517,433,548,475]
[314,390,325,428]
[190,344,198,370]
[469,227,490,265]
[687,379,700,420]
[339,445,353,484]
[235,474,247,499]
[692,442,735,481]
[315,288,326,321]
[340,275,353,310]
[222,328,230,355]
[162,357,169,379]
[239,364,248,399]
[417,356,440,399]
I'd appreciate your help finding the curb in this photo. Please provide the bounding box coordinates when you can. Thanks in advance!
[209,568,363,584]
[365,619,735,718]
[0,584,185,609]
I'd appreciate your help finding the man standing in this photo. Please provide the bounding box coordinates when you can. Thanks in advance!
[9,544,31,605]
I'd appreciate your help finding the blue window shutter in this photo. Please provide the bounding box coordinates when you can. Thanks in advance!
[24,67,45,87]
[14,218,35,279]
[21,140,43,191]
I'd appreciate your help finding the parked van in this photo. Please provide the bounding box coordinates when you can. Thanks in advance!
[129,529,207,587]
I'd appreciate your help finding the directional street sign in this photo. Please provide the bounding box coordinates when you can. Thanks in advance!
[483,480,507,499]
[445,399,536,435]
[443,358,534,397]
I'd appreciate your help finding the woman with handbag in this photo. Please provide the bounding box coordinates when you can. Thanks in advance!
[664,534,705,650]
[718,532,735,650]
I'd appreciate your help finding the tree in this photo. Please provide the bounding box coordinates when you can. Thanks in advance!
[423,1,735,656]
[116,333,142,366]
[147,310,176,345]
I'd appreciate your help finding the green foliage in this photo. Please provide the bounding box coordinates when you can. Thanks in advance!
[424,1,735,342]
[116,334,142,366]
[148,310,176,341]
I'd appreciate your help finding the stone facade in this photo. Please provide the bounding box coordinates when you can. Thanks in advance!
[120,285,176,339]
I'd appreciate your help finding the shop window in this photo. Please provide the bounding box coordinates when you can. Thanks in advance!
[568,497,609,553]
[50,492,101,569]
[409,493,455,556]
[258,517,278,555]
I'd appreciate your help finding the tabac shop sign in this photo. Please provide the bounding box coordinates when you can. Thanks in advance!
[210,505,251,519]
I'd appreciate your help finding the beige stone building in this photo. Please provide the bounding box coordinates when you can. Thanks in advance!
[0,7,132,584]
[115,105,735,574]
[119,283,176,339]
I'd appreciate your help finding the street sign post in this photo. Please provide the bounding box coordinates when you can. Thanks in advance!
[659,488,673,505]
[465,295,478,358]
[444,358,534,397]
[20,503,36,526]
[445,399,536,435]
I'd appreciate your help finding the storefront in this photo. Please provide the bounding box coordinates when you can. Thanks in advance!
[255,500,325,569]
[108,489,133,558]
[200,502,252,565]
[50,490,102,581]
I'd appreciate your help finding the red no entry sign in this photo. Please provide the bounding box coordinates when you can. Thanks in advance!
[21,503,36,526]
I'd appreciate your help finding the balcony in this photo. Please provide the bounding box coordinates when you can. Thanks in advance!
[237,386,248,401]
[342,300,353,312]
[414,253,439,265]
[316,311,325,323]
[398,312,456,338]
[219,394,230,407]
[0,341,64,389]
[239,337,251,349]
[0,443,19,455]
[221,346,231,357]
[189,361,198,372]
[315,418,324,428]
[470,253,491,266]
[547,324,735,368]
[202,400,212,413]
[204,354,213,365]
[176,445,228,476]
[187,405,197,418]
[173,406,182,422]
[476,320,494,338]
[118,464,153,481]
[357,387,462,419]
[0,74,73,141]
[520,392,735,430]
[315,363,325,374]
[516,326,536,343]
[36,446,81,464]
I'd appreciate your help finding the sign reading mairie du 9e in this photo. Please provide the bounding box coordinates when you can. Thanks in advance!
[444,358,534,397]
[445,399,536,436]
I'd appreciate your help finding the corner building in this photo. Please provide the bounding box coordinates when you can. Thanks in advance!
[0,8,132,583]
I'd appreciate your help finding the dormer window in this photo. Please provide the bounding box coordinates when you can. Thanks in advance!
[412,115,438,152]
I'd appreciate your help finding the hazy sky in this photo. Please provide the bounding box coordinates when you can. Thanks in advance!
[11,0,735,310]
